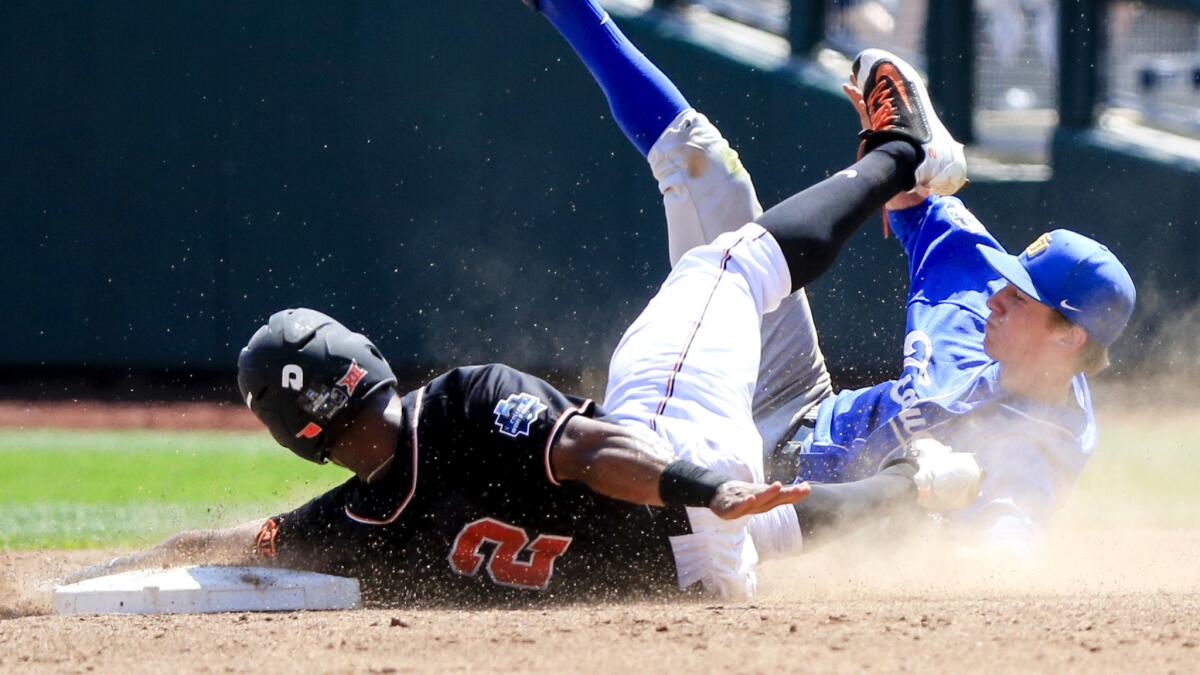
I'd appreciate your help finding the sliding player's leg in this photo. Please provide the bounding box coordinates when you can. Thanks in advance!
[601,221,793,600]
[526,2,836,460]
[648,114,834,461]
[642,110,835,451]
[604,222,791,483]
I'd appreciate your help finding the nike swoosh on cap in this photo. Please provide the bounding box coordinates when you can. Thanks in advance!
[1060,299,1081,312]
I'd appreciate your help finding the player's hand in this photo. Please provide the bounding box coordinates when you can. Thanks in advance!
[59,551,149,585]
[842,82,871,131]
[709,480,811,520]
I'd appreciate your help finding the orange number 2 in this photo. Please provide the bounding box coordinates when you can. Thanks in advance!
[448,518,572,591]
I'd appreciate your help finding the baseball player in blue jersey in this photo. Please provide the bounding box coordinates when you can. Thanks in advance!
[527,0,1135,554]
[780,123,1136,548]
[788,61,1134,551]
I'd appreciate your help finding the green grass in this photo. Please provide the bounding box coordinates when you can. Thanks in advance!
[1060,412,1200,528]
[0,429,347,549]
[0,413,1197,550]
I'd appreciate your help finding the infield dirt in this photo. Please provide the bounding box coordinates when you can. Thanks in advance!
[3,528,1198,674]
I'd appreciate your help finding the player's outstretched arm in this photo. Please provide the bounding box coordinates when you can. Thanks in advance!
[551,415,809,518]
[61,519,265,585]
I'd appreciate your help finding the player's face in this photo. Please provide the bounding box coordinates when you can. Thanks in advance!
[326,391,401,483]
[982,283,1065,364]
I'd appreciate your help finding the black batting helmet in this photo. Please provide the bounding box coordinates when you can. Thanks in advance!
[237,308,397,464]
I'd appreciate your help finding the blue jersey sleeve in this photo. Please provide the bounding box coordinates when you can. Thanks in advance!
[887,195,1006,305]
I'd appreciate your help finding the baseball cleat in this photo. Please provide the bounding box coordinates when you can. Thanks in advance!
[852,48,967,195]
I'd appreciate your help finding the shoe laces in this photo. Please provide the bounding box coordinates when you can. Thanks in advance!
[862,75,904,239]
[866,78,900,132]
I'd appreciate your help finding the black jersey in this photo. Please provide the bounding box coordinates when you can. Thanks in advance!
[257,364,685,604]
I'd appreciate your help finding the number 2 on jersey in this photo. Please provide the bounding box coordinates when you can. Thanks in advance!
[448,518,572,591]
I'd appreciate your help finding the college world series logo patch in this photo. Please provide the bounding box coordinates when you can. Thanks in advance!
[493,393,548,438]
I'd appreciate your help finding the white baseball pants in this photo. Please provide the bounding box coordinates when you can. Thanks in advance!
[602,110,835,595]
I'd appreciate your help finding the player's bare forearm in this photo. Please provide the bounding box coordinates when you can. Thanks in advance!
[551,415,671,507]
[62,519,265,584]
[551,416,809,517]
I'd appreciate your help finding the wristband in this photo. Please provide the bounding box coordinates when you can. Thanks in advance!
[658,459,729,508]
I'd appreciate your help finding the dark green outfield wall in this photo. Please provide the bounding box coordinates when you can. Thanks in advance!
[4,2,1195,380]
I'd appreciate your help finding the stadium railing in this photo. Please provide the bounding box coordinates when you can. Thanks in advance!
[644,0,1200,163]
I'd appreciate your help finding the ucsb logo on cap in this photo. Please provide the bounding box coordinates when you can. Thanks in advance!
[1023,232,1052,258]
[493,393,548,438]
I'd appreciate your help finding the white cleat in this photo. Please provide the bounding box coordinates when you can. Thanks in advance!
[852,48,967,195]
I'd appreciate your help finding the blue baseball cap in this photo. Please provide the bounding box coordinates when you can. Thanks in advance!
[976,230,1136,347]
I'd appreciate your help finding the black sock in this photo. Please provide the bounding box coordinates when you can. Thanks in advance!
[756,140,919,293]
[792,460,917,547]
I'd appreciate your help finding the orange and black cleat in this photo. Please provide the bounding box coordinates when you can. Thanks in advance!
[852,49,967,198]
